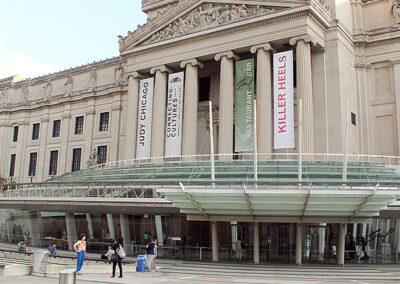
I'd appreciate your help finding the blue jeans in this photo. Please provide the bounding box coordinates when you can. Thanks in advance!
[76,251,85,272]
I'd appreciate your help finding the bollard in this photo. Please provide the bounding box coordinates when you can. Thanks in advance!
[32,250,49,276]
[59,269,76,284]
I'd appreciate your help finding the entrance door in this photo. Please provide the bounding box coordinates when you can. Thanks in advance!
[229,222,252,262]
[260,224,290,263]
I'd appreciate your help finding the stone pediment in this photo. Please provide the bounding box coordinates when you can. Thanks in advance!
[119,0,309,53]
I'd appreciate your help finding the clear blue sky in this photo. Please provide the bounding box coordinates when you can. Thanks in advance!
[0,0,147,79]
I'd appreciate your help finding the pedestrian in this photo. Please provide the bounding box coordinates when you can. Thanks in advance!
[73,233,86,275]
[146,238,157,272]
[102,246,114,261]
[48,243,57,256]
[356,233,369,260]
[236,238,243,262]
[111,236,125,278]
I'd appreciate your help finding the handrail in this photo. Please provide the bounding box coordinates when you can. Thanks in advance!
[90,152,400,170]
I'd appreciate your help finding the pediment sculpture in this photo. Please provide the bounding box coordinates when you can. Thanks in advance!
[64,76,73,97]
[22,85,30,104]
[145,4,275,44]
[393,0,400,27]
[43,81,52,100]
[0,88,8,106]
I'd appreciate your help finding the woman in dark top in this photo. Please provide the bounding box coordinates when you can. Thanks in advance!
[111,236,123,278]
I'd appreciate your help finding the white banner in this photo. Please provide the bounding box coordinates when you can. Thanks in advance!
[136,78,154,159]
[165,72,184,157]
[273,50,295,149]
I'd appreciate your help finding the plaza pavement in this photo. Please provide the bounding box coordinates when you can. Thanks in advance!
[1,260,400,283]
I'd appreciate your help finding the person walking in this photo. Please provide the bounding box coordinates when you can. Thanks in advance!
[146,238,157,272]
[111,236,125,278]
[73,234,86,275]
[236,238,243,262]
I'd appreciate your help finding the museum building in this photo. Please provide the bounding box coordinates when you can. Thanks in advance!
[1,0,400,265]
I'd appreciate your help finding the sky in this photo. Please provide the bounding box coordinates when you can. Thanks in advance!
[0,0,147,79]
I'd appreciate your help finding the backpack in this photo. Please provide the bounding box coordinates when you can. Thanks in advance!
[116,245,126,259]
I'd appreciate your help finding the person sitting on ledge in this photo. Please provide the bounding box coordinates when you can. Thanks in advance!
[48,243,57,256]
[17,240,27,253]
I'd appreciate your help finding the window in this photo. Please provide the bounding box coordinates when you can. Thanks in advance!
[351,112,356,126]
[28,152,38,176]
[72,148,82,171]
[49,150,58,176]
[9,154,16,177]
[97,146,107,164]
[199,77,211,102]
[32,123,40,140]
[75,116,84,135]
[99,112,109,131]
[52,120,61,137]
[13,126,19,142]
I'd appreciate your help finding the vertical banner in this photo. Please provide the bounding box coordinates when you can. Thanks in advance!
[235,58,255,152]
[136,78,154,159]
[273,50,295,149]
[165,72,184,157]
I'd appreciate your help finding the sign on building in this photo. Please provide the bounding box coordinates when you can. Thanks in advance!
[165,72,184,157]
[273,50,294,149]
[235,58,255,152]
[136,78,154,159]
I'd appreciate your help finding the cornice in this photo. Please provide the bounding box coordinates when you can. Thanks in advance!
[124,9,309,57]
[0,57,125,90]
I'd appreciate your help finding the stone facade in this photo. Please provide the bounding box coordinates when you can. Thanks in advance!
[1,0,400,182]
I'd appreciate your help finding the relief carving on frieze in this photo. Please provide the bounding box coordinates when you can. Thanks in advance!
[147,4,275,43]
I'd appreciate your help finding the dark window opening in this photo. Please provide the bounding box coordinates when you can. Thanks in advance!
[199,77,211,102]
[97,146,107,164]
[99,112,109,131]
[75,116,84,135]
[52,120,61,137]
[49,150,58,176]
[72,148,82,171]
[28,152,37,176]
[351,112,356,126]
[9,154,16,177]
[32,123,40,140]
[13,126,18,142]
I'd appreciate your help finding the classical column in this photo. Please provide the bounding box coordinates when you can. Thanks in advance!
[66,212,77,251]
[14,120,28,182]
[125,72,142,160]
[107,214,116,240]
[215,51,238,160]
[59,106,71,175]
[150,65,171,158]
[110,94,122,161]
[290,36,315,154]
[120,214,132,256]
[296,223,302,265]
[155,215,164,246]
[253,222,260,264]
[318,223,326,261]
[180,59,203,160]
[337,223,346,266]
[86,213,94,239]
[393,60,400,154]
[211,221,219,262]
[250,44,275,157]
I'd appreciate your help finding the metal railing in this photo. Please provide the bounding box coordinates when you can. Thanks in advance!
[1,180,400,199]
[90,153,400,170]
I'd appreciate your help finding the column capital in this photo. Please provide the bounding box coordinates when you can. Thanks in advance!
[250,43,276,54]
[150,65,172,75]
[127,71,144,80]
[289,35,317,47]
[391,59,400,65]
[215,51,239,62]
[180,58,204,69]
